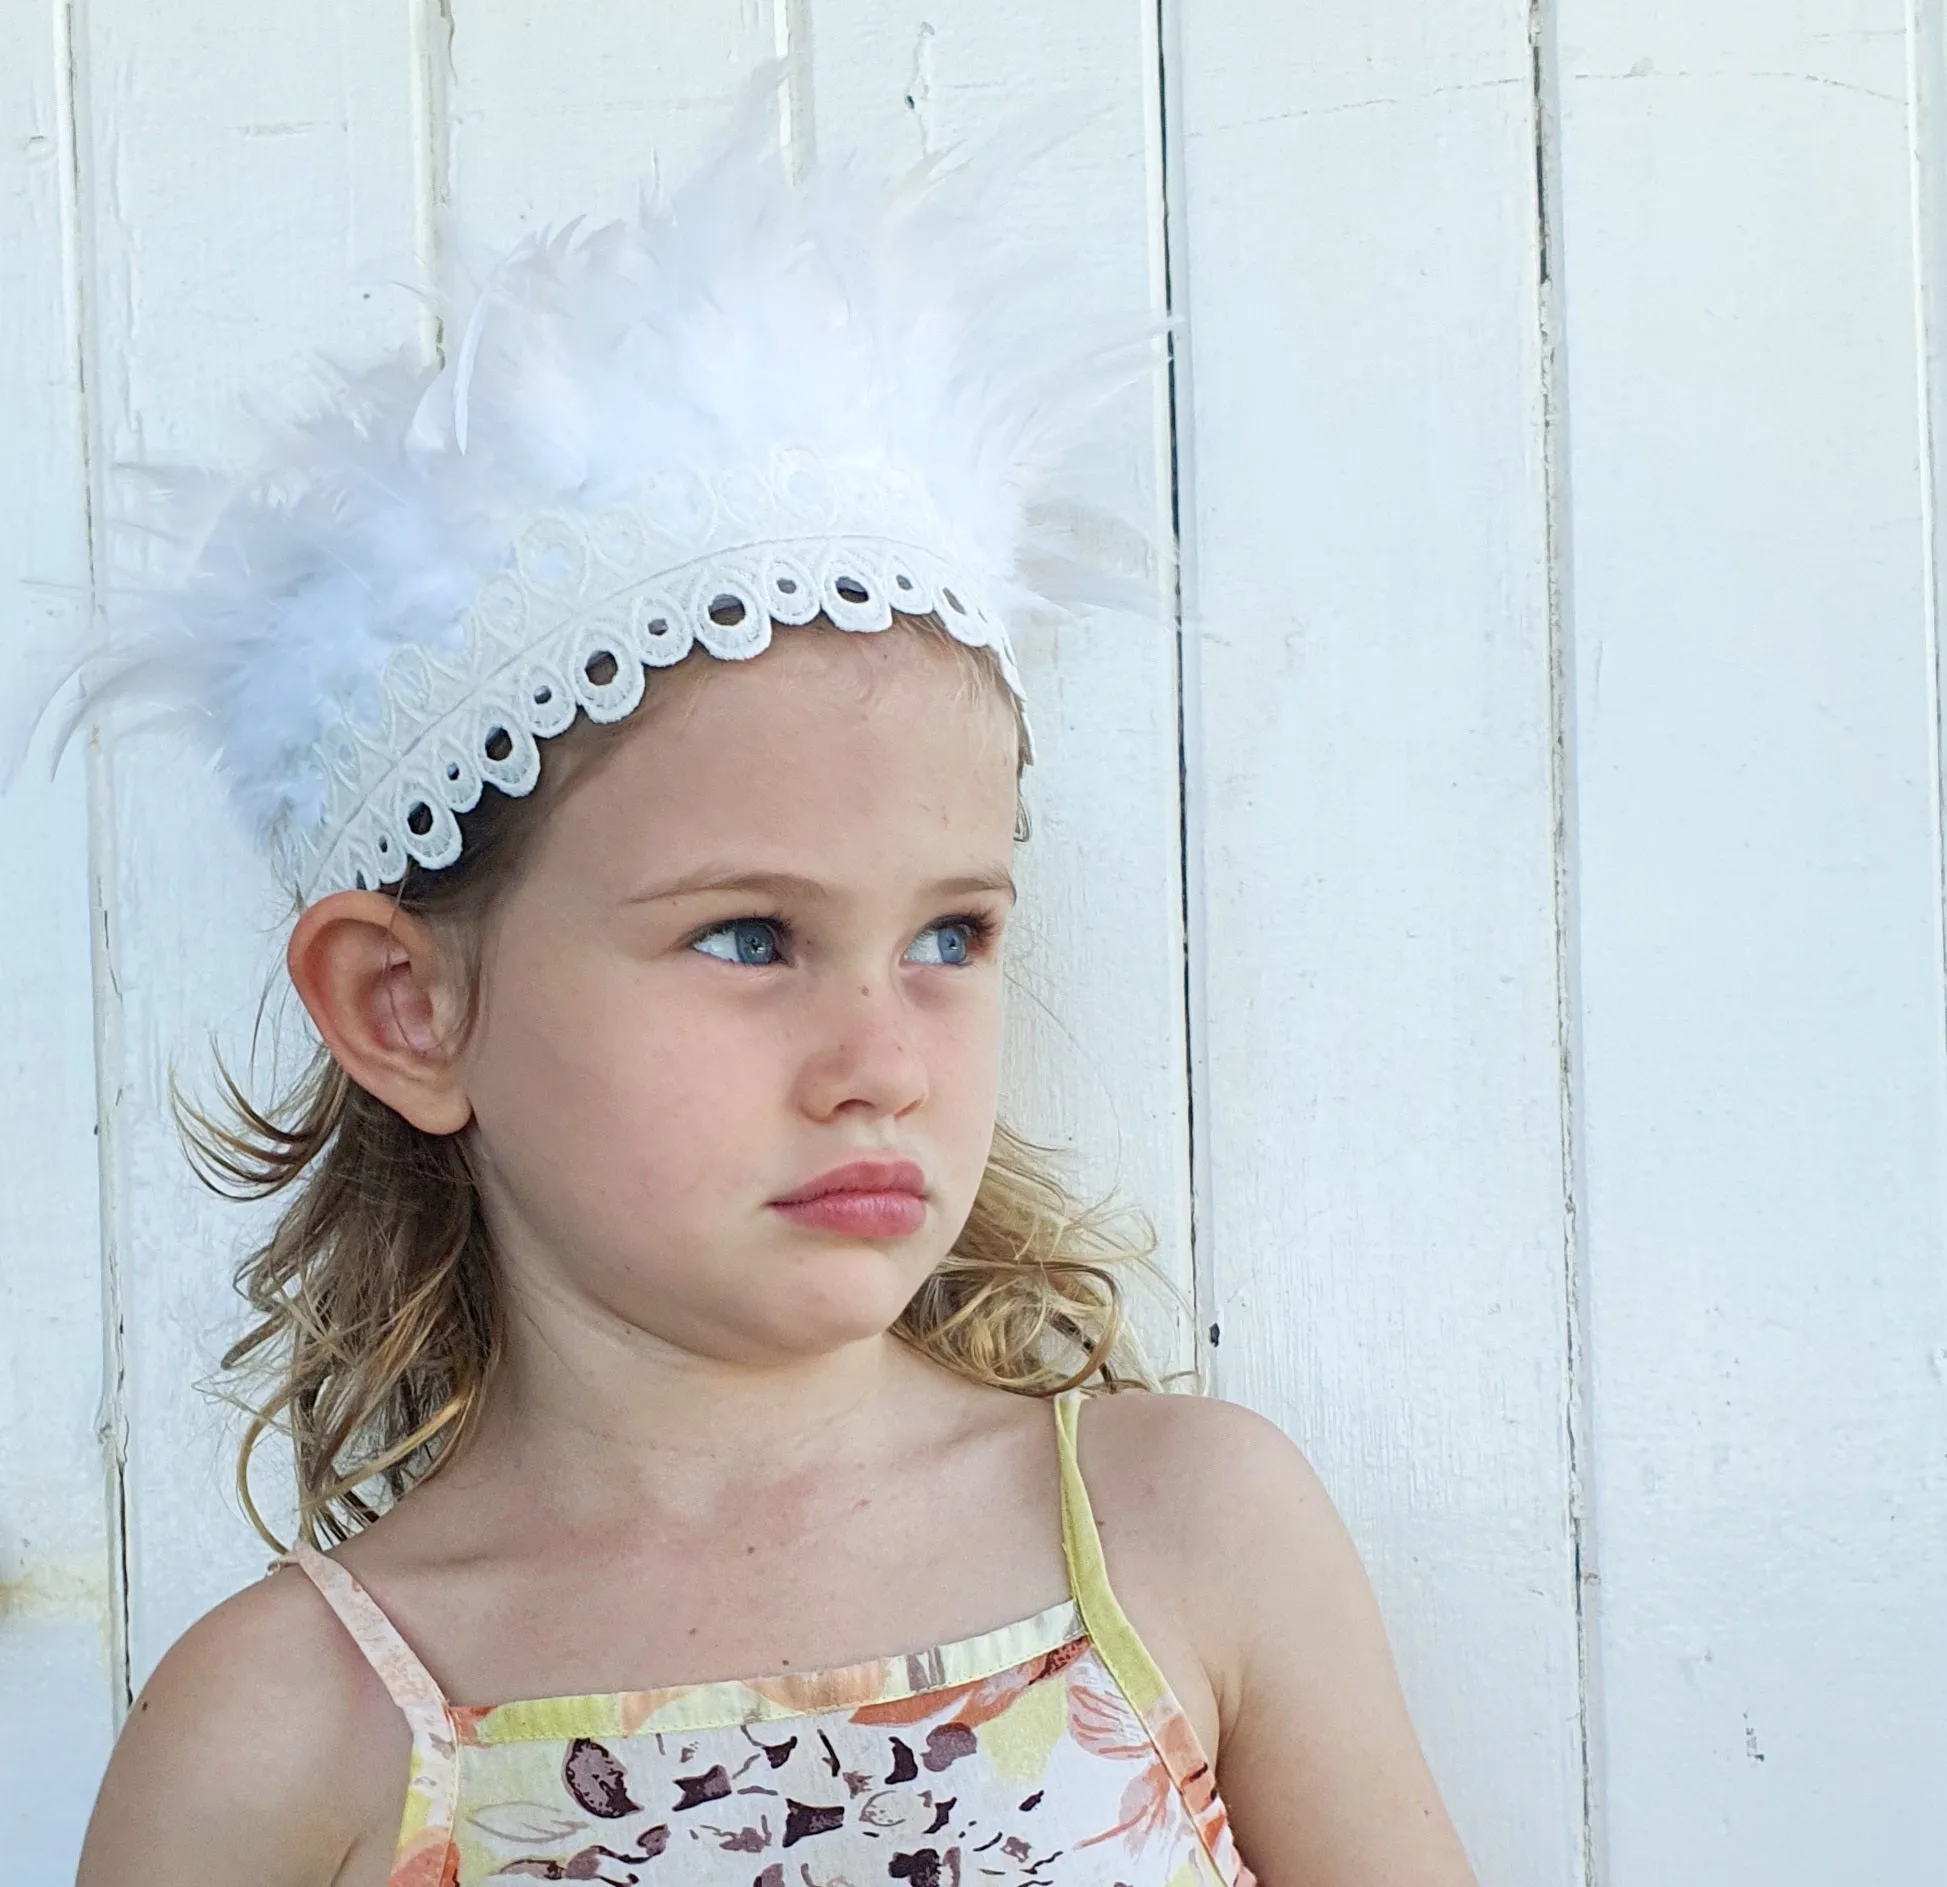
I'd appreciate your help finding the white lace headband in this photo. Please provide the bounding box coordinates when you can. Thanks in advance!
[58,91,1144,902]
[293,452,1022,899]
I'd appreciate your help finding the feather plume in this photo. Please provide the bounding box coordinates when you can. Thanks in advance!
[32,73,1159,889]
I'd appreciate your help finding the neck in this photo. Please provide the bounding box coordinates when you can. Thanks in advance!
[444,1269,959,1532]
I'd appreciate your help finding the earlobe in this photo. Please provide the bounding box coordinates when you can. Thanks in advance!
[285,891,474,1135]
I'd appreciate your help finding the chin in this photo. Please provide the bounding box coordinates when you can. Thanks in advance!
[598,1234,940,1366]
[734,1242,933,1360]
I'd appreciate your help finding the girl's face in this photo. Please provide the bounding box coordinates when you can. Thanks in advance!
[455,627,1022,1367]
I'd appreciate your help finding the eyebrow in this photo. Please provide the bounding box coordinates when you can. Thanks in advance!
[621,865,1018,906]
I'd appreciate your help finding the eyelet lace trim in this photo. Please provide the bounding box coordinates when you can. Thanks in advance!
[278,453,1026,898]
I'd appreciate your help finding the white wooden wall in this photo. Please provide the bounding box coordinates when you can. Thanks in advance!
[2,4,1942,1881]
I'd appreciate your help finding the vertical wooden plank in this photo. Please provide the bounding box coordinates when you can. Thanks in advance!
[74,0,425,1686]
[1172,5,1584,1882]
[1556,7,1947,1878]
[802,3,1193,1358]
[0,4,116,1868]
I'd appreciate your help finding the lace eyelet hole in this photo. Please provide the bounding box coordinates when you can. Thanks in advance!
[484,727,513,763]
[584,650,619,686]
[708,594,747,627]
[775,577,798,595]
[895,575,914,592]
[533,685,552,706]
[835,576,869,605]
[445,762,461,781]
[406,803,434,837]
[942,588,965,614]
[645,618,670,639]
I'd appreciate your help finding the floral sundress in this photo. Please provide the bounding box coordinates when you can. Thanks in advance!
[283,1390,1255,1886]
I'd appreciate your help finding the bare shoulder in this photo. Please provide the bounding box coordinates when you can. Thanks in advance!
[1078,1391,1478,1885]
[79,1560,411,1887]
[1076,1384,1318,1483]
[1073,1390,1383,1710]
[1075,1387,1348,1576]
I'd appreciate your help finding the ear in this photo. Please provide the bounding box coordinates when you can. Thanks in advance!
[286,890,475,1136]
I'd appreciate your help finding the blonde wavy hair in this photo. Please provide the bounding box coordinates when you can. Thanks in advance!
[184,618,1158,1549]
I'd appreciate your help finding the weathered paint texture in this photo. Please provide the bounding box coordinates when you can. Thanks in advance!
[0,3,1940,1882]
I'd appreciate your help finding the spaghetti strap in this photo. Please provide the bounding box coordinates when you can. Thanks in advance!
[1054,1389,1255,1885]
[279,1540,461,1873]
[1053,1388,1172,1720]
[281,1540,452,1734]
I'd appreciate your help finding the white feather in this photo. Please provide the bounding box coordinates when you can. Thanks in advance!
[45,77,1158,868]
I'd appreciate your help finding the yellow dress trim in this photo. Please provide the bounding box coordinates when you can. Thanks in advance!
[465,1595,1084,1744]
[1054,1389,1253,1886]
[1053,1387,1170,1717]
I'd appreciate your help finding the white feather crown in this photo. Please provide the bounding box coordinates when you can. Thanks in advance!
[72,97,1146,902]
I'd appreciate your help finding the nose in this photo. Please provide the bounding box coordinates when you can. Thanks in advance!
[792,971,931,1123]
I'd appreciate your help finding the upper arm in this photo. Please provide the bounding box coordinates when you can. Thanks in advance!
[77,1565,411,1887]
[1082,1392,1478,1887]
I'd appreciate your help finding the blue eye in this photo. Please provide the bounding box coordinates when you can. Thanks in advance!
[905,920,980,967]
[692,918,784,965]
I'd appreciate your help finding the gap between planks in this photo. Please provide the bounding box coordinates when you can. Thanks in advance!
[1528,3,1603,1883]
[54,0,135,1720]
[1904,0,1947,1305]
[410,0,455,363]
[1150,0,1209,1390]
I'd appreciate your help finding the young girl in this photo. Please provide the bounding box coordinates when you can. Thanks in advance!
[67,104,1476,1887]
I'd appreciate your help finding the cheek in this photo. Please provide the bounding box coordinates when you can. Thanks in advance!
[913,985,1007,1193]
[466,953,790,1218]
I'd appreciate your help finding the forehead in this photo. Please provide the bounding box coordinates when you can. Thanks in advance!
[529,626,1022,896]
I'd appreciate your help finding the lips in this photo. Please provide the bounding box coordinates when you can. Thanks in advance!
[772,1158,928,1240]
